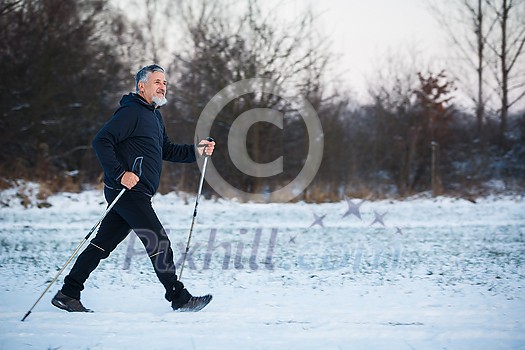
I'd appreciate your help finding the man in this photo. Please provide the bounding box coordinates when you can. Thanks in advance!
[52,64,215,312]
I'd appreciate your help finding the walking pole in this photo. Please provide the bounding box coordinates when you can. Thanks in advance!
[179,137,214,279]
[21,157,143,322]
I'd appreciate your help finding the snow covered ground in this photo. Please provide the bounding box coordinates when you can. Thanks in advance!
[0,185,524,349]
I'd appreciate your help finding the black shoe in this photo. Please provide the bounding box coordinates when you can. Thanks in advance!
[51,291,93,313]
[174,294,213,312]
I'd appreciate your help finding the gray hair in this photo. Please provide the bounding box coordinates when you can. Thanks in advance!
[135,64,165,92]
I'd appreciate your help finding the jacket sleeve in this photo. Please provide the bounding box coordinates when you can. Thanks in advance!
[92,106,139,182]
[162,126,197,163]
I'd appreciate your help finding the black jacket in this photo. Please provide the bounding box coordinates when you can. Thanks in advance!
[92,93,196,196]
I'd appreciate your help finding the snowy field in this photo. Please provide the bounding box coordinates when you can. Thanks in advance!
[0,185,524,350]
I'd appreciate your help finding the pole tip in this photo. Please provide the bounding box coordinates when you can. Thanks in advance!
[21,311,31,322]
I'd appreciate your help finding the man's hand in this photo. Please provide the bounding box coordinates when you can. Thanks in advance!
[121,171,139,189]
[197,139,215,157]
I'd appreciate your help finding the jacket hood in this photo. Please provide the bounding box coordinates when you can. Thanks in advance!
[119,93,156,110]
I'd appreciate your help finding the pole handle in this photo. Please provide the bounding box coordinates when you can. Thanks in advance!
[196,137,215,155]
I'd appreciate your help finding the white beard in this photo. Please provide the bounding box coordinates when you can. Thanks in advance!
[152,95,167,106]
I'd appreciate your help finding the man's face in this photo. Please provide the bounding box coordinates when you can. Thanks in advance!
[139,71,167,106]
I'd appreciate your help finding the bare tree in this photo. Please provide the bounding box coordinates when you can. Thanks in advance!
[428,0,497,134]
[164,0,335,201]
[470,0,491,133]
[485,0,525,142]
[364,45,427,195]
[0,0,130,185]
[0,0,22,17]
[428,0,525,141]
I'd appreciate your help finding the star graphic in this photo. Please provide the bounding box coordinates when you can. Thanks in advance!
[342,198,365,220]
[370,210,388,226]
[309,213,327,228]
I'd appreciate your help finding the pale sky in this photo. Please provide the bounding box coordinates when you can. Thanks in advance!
[267,0,449,103]
[118,0,453,105]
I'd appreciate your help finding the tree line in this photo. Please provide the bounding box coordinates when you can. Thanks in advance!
[0,0,524,202]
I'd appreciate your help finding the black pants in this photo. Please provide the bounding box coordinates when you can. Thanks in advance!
[61,188,191,307]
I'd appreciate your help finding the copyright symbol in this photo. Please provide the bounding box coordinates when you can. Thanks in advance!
[195,78,323,202]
